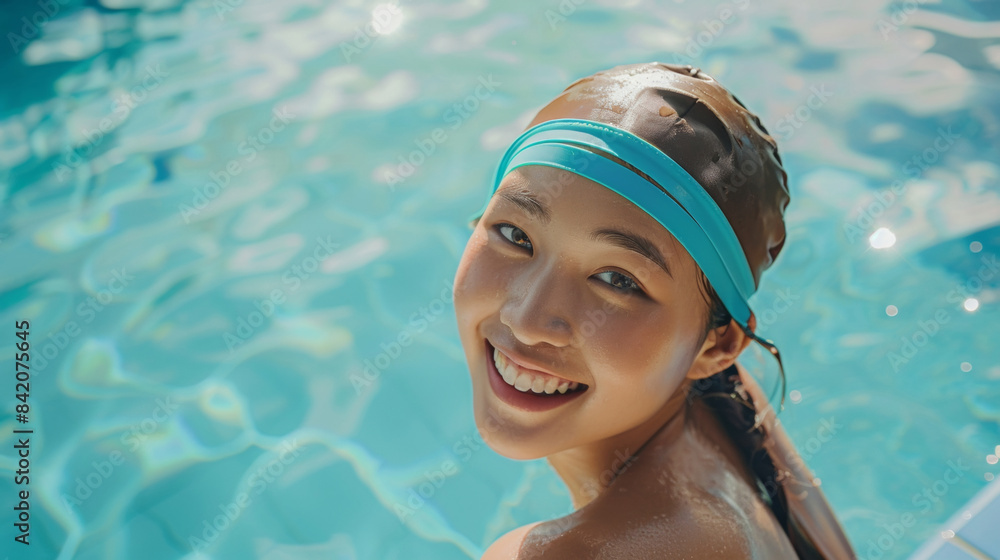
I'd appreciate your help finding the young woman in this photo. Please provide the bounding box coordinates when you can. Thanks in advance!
[452,62,856,559]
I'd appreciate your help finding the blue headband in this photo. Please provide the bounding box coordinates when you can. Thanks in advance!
[468,118,759,330]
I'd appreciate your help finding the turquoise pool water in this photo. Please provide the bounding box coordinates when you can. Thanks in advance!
[1,0,998,558]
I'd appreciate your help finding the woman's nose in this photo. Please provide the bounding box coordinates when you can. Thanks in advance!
[499,261,575,348]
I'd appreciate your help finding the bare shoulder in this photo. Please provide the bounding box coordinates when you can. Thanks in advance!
[481,521,544,560]
[545,509,756,560]
[483,503,759,560]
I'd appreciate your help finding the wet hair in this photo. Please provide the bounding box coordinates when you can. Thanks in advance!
[697,272,732,340]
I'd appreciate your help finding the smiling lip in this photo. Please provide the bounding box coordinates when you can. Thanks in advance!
[484,339,588,412]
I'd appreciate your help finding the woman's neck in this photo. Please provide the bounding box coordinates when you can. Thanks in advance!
[546,387,691,510]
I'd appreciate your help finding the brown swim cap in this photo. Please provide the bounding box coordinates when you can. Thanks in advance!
[527,62,790,289]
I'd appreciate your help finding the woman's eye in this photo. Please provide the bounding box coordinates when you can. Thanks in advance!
[496,223,532,250]
[595,270,643,295]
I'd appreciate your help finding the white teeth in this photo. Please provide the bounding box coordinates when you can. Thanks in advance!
[494,348,516,384]
[543,377,559,394]
[492,346,581,395]
[531,376,546,393]
[513,373,533,392]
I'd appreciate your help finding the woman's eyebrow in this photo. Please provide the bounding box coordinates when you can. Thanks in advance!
[496,187,672,278]
[590,229,673,279]
[497,189,551,224]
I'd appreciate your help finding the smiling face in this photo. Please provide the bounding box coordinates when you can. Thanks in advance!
[454,61,787,462]
[453,164,722,460]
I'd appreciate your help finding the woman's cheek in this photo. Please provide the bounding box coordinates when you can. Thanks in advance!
[592,320,679,397]
[454,233,505,319]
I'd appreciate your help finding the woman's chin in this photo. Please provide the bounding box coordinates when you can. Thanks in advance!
[471,407,556,461]
[480,436,549,461]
